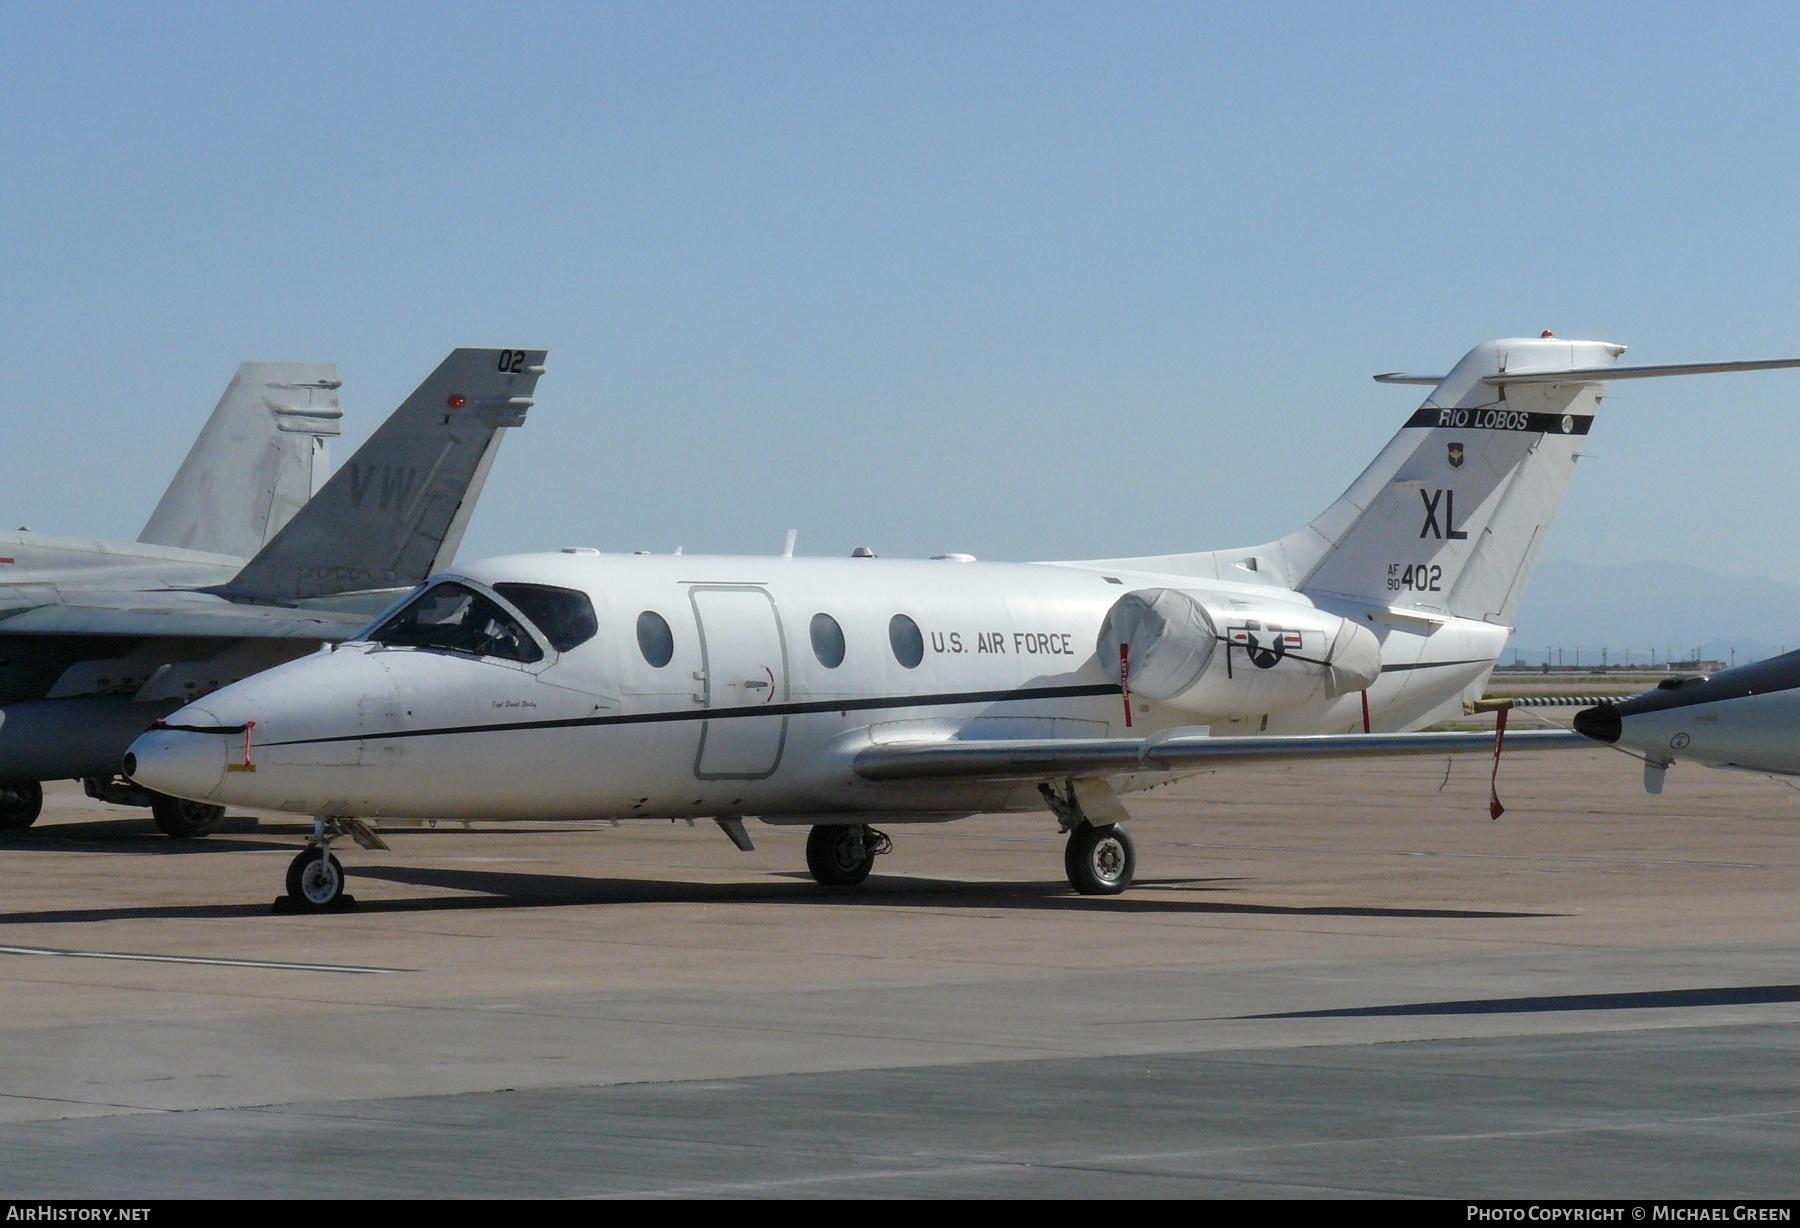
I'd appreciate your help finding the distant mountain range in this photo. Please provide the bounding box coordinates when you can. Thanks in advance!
[1508,560,1800,667]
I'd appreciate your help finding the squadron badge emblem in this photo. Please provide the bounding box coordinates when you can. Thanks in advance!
[1447,441,1465,468]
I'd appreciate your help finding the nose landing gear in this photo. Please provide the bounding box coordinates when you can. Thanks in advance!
[805,823,891,887]
[273,817,386,913]
[284,846,347,910]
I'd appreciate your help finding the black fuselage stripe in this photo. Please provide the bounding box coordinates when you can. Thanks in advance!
[227,682,1126,747]
[1380,658,1490,673]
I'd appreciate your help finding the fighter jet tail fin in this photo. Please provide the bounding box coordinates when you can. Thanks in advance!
[220,348,544,603]
[138,363,342,559]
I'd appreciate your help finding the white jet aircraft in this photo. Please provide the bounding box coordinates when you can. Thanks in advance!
[124,336,1800,910]
[1573,653,1800,790]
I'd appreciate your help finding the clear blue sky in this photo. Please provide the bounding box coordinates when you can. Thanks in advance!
[5,3,1798,577]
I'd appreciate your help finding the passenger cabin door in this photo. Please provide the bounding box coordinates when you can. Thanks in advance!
[691,586,788,778]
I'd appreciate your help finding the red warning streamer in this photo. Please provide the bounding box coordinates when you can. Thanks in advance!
[226,721,258,773]
[1120,644,1133,728]
[1488,706,1508,819]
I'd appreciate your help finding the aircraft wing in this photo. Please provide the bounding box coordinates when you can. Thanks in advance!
[853,728,1588,783]
[0,591,370,640]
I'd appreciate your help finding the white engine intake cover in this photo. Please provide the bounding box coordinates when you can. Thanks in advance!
[1096,588,1380,718]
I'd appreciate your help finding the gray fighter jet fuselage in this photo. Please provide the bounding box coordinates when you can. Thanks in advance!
[1574,651,1800,790]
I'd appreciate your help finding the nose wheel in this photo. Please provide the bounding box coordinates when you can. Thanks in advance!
[1065,821,1135,895]
[273,818,367,913]
[805,824,890,887]
[284,847,347,909]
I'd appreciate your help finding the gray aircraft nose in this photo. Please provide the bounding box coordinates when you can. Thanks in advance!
[1572,703,1621,744]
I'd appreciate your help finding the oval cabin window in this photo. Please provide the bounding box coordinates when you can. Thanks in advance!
[810,612,846,668]
[889,613,924,669]
[636,610,675,667]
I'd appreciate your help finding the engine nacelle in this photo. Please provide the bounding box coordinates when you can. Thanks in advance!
[1096,588,1381,719]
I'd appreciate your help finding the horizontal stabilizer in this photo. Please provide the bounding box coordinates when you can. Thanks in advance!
[1486,358,1800,386]
[853,728,1586,783]
[221,348,545,603]
[1380,359,1800,387]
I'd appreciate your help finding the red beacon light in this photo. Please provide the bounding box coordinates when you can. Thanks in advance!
[446,395,466,408]
[1540,330,1555,338]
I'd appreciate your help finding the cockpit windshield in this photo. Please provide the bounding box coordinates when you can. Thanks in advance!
[493,583,598,653]
[367,582,543,663]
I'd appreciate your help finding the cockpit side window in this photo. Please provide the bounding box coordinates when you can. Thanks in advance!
[493,583,599,653]
[368,582,544,663]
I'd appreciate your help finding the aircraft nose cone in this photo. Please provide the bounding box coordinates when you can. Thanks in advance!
[1572,703,1622,744]
[125,726,229,802]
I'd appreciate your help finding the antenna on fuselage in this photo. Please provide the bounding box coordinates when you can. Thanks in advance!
[781,529,797,558]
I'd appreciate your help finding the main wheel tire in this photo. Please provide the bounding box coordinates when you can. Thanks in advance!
[0,781,43,832]
[1064,821,1135,896]
[285,847,346,909]
[150,793,225,839]
[805,824,876,887]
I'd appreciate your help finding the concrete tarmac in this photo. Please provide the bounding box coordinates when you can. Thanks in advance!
[1,742,1798,1197]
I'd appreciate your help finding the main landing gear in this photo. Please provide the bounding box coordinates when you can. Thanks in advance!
[273,818,388,914]
[0,781,43,832]
[800,819,1135,895]
[1040,780,1137,895]
[150,794,226,839]
[82,776,224,838]
[1064,821,1136,896]
[805,824,892,887]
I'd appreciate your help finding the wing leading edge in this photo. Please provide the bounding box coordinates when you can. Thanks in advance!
[852,728,1588,783]
[0,593,370,640]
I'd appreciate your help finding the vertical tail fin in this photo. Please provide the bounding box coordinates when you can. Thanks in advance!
[1074,337,1795,644]
[1281,336,1620,624]
[138,363,342,558]
[220,348,544,602]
